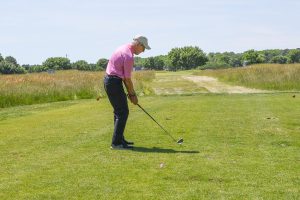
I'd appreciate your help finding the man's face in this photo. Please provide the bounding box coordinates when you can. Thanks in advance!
[135,43,145,55]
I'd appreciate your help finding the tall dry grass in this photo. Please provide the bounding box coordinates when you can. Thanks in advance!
[133,70,156,95]
[0,70,156,108]
[193,64,300,91]
[0,70,105,107]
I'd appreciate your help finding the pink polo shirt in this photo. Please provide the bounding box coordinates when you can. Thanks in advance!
[106,44,134,79]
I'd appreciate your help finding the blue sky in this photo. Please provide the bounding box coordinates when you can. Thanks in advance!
[1,0,299,65]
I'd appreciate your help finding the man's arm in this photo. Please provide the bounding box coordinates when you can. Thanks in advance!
[123,78,138,105]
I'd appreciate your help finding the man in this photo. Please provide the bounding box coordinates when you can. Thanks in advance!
[104,35,151,150]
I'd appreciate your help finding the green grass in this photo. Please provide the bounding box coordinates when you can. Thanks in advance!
[0,70,106,108]
[0,94,299,199]
[2,64,299,108]
[0,70,155,108]
[193,64,300,91]
[151,71,208,94]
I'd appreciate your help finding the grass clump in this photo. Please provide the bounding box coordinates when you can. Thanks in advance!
[193,64,300,91]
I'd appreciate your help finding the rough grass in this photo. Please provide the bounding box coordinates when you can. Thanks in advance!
[1,65,299,108]
[132,70,156,96]
[0,94,299,199]
[0,70,105,108]
[0,70,155,108]
[193,64,300,91]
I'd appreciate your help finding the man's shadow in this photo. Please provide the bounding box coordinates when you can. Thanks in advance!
[132,146,199,154]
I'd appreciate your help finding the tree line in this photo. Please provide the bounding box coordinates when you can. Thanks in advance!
[0,54,108,74]
[1,48,300,74]
[135,48,300,71]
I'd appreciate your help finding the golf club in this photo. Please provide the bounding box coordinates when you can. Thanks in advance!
[137,104,183,144]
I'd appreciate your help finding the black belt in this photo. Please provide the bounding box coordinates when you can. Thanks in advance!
[105,74,122,79]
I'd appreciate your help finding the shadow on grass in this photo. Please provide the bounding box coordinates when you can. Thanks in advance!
[132,146,199,154]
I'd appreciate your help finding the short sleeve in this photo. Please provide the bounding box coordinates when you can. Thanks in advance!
[123,55,134,78]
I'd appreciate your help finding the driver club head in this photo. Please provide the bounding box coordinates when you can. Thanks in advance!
[177,138,184,144]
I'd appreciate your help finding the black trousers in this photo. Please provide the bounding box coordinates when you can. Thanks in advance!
[103,75,129,145]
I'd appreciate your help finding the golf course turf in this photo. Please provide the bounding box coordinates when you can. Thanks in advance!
[0,93,299,199]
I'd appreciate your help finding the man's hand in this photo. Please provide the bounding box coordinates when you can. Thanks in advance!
[123,78,138,105]
[128,94,138,105]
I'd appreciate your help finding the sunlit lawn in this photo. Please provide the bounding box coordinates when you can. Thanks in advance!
[0,93,299,199]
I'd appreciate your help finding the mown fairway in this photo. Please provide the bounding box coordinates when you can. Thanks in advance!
[0,93,299,199]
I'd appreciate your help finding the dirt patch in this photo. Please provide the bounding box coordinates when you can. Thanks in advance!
[183,75,269,94]
[154,88,185,95]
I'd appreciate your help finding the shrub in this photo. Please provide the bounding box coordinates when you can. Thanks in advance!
[0,61,26,74]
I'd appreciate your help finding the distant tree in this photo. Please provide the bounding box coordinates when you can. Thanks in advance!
[217,54,231,64]
[167,47,181,71]
[72,60,90,70]
[208,53,230,67]
[229,53,243,67]
[0,61,14,74]
[287,49,300,63]
[14,65,27,74]
[153,56,165,70]
[43,57,71,70]
[163,57,172,70]
[89,64,98,71]
[5,56,18,66]
[270,55,288,64]
[134,57,143,67]
[180,46,208,69]
[168,46,208,70]
[204,52,242,69]
[96,58,108,70]
[0,61,26,74]
[142,57,154,70]
[27,65,47,73]
[158,55,169,66]
[0,53,3,62]
[257,54,266,63]
[281,49,290,56]
[242,50,260,65]
[22,64,31,71]
[142,56,164,70]
[265,49,282,62]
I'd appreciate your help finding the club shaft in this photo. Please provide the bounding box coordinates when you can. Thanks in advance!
[137,104,176,142]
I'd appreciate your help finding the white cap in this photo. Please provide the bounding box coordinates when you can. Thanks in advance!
[133,35,151,50]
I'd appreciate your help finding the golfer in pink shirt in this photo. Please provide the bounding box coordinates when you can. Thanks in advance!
[104,35,151,150]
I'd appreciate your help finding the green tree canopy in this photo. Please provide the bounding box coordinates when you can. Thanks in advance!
[242,50,263,65]
[287,49,300,63]
[72,60,90,70]
[167,47,181,71]
[43,57,71,70]
[0,61,26,74]
[260,49,282,62]
[142,56,165,70]
[27,65,47,73]
[134,57,143,67]
[168,46,208,70]
[257,54,266,63]
[96,58,109,70]
[5,56,18,66]
[270,55,288,64]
